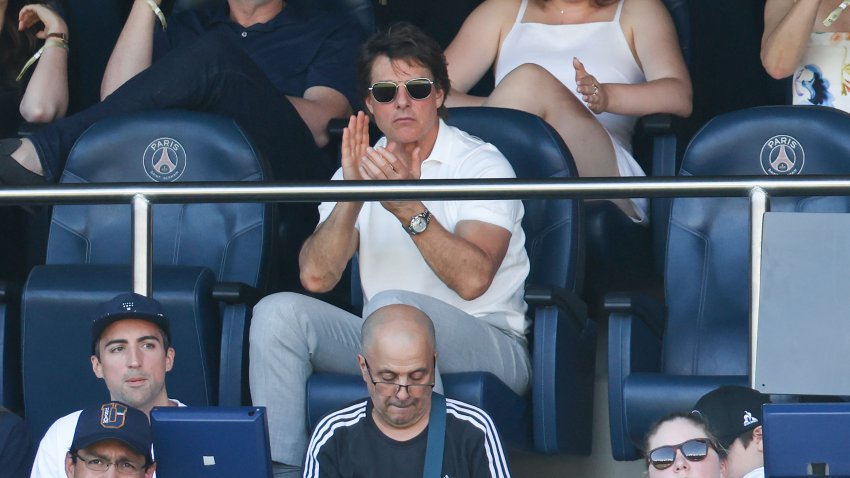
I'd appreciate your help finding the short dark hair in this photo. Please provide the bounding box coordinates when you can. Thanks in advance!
[737,428,755,448]
[357,22,450,118]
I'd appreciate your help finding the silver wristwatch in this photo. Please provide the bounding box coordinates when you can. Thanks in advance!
[405,209,431,235]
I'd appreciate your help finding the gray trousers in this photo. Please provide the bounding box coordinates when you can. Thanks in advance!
[248,289,531,466]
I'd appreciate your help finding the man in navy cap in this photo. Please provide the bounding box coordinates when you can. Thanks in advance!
[692,385,771,478]
[65,401,155,478]
[32,293,184,478]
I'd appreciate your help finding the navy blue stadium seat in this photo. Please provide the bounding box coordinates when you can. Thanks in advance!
[21,110,275,439]
[607,105,850,460]
[307,107,595,454]
[584,0,691,310]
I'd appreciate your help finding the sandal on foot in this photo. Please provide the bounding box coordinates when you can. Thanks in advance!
[0,138,47,185]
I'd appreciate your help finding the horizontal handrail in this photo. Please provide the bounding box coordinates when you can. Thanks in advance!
[3,175,850,204]
[2,175,840,392]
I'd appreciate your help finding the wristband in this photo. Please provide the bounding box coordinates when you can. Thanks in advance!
[15,38,69,82]
[46,32,68,42]
[144,0,167,30]
[824,0,850,27]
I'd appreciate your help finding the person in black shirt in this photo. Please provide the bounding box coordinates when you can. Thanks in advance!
[0,0,360,184]
[302,304,511,478]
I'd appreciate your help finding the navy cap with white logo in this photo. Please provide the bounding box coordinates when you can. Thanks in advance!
[692,385,771,449]
[91,292,171,354]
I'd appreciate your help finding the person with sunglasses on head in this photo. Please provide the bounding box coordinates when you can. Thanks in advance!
[0,0,361,185]
[443,0,692,222]
[643,412,726,478]
[303,304,510,477]
[692,386,771,478]
[249,22,529,477]
[65,401,155,478]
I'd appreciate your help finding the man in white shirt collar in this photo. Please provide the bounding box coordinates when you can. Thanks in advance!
[31,293,184,478]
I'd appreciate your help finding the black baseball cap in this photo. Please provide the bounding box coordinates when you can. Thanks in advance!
[91,292,171,354]
[70,401,153,464]
[691,385,771,449]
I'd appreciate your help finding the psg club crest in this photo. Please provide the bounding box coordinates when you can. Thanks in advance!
[144,137,187,182]
[760,135,805,175]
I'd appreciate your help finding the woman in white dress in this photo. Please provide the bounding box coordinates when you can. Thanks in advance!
[444,0,692,220]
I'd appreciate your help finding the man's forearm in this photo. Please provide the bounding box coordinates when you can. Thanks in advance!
[411,220,500,301]
[299,202,363,292]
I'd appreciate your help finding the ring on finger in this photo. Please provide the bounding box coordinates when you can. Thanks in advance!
[592,83,599,95]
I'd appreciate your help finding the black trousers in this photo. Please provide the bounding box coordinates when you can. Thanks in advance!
[31,30,329,182]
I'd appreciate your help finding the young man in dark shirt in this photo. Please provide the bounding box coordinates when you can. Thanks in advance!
[302,304,511,478]
[0,0,361,184]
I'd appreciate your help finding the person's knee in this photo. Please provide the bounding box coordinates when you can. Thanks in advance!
[363,290,425,317]
[501,63,559,87]
[250,292,310,348]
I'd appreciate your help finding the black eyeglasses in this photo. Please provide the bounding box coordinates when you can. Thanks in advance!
[73,453,146,475]
[364,358,435,398]
[647,438,717,470]
[369,78,435,103]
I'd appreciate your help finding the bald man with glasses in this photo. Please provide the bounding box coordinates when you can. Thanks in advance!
[302,304,510,478]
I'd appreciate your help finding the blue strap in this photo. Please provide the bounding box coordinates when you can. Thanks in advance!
[423,393,446,478]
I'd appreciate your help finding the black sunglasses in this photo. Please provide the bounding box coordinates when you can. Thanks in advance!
[369,78,435,103]
[647,438,717,470]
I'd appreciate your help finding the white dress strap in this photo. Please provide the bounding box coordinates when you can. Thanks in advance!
[513,0,529,25]
[613,0,625,22]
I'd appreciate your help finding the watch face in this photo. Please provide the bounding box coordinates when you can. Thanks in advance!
[410,215,427,233]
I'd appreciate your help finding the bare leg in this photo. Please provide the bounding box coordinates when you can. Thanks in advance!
[11,140,43,175]
[474,63,637,218]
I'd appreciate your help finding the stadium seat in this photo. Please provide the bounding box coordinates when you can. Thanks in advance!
[0,282,21,413]
[607,105,850,460]
[583,0,692,311]
[307,106,595,455]
[21,110,275,439]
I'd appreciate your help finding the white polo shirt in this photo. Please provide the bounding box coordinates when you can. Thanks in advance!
[318,120,530,337]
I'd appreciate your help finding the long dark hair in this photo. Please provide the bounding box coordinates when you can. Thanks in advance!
[1,0,39,86]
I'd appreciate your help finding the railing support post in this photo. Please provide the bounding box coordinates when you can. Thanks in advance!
[132,194,152,297]
[749,187,770,389]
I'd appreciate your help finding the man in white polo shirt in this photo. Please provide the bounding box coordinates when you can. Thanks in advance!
[249,23,530,477]
[31,292,185,478]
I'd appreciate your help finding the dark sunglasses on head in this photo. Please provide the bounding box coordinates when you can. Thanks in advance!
[647,438,717,470]
[369,77,435,103]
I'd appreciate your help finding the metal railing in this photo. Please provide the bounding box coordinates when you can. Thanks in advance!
[5,174,850,389]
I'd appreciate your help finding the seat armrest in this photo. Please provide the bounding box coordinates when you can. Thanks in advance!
[607,294,663,460]
[526,285,587,327]
[605,293,665,339]
[530,288,595,454]
[219,303,251,406]
[212,282,261,306]
[326,118,347,141]
[0,281,20,303]
[213,282,260,406]
[635,113,677,137]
